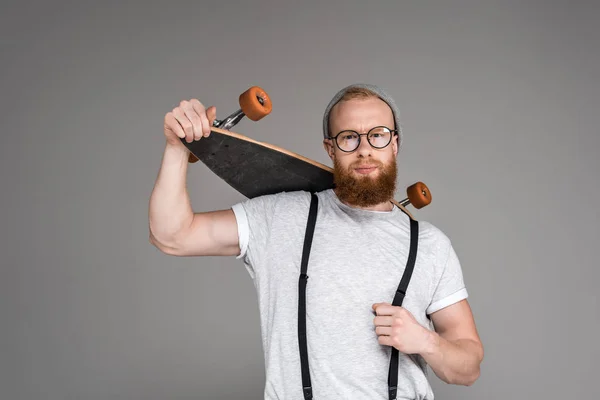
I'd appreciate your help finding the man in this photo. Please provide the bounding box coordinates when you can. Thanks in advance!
[149,84,484,399]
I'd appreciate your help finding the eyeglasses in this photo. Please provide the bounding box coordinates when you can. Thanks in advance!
[328,126,398,153]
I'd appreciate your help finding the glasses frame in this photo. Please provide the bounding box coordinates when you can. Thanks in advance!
[327,125,398,153]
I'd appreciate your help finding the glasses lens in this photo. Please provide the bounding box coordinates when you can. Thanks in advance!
[336,131,359,151]
[368,127,392,148]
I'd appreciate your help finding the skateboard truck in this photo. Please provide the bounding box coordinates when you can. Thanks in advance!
[214,95,267,130]
[188,86,272,163]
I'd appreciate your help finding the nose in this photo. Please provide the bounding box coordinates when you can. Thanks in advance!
[355,134,373,157]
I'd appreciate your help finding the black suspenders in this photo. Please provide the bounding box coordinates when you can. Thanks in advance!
[298,193,319,400]
[388,214,419,400]
[297,193,419,400]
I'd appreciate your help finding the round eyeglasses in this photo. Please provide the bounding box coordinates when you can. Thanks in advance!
[328,126,398,153]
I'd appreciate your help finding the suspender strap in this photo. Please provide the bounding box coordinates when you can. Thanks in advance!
[298,193,319,400]
[297,195,419,400]
[387,217,419,400]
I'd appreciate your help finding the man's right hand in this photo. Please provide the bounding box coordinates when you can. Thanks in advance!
[164,99,217,146]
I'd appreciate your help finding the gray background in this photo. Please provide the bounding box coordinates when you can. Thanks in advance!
[2,1,599,399]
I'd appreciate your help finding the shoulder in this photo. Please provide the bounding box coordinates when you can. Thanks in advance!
[415,219,454,262]
[233,190,313,216]
[258,190,313,206]
[417,219,450,243]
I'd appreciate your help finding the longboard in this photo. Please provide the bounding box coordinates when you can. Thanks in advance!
[180,86,431,219]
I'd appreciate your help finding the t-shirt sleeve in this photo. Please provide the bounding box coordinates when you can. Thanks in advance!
[231,203,249,260]
[426,242,469,315]
[230,193,280,279]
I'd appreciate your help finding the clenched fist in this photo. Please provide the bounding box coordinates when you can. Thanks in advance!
[164,99,217,146]
[372,302,432,355]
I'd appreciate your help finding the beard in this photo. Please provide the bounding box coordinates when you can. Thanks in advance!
[333,157,397,207]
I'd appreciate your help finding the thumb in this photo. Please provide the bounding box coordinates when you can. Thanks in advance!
[206,106,217,126]
[372,302,390,310]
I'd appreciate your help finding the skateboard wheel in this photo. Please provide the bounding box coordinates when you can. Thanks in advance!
[407,182,431,209]
[239,86,272,121]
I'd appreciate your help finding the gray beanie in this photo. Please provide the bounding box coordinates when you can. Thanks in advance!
[322,83,403,150]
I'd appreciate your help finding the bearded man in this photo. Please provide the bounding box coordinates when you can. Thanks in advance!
[149,84,484,400]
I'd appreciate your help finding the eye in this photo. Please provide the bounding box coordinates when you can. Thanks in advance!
[340,132,357,140]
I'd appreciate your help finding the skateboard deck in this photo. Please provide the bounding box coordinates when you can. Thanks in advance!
[182,127,418,219]
[178,86,430,218]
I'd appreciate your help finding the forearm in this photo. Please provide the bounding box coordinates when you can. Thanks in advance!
[420,331,483,386]
[148,142,194,247]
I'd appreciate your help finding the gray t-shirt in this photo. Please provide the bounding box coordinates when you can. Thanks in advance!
[231,189,468,400]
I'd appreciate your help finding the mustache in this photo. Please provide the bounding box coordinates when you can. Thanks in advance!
[349,160,384,168]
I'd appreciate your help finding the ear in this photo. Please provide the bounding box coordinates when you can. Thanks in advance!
[392,133,399,157]
[323,139,335,161]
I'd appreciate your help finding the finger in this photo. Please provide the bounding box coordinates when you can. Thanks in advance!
[373,302,391,307]
[165,112,185,139]
[190,99,211,137]
[374,304,395,316]
[373,316,394,327]
[181,100,203,141]
[372,302,391,310]
[378,335,394,347]
[375,326,392,336]
[206,105,217,127]
[173,107,194,143]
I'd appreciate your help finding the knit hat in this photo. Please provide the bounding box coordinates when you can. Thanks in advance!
[322,83,403,150]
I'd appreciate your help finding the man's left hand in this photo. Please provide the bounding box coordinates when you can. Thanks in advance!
[372,302,432,355]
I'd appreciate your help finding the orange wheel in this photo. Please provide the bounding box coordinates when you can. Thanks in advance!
[239,86,272,121]
[188,152,199,163]
[407,182,431,209]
